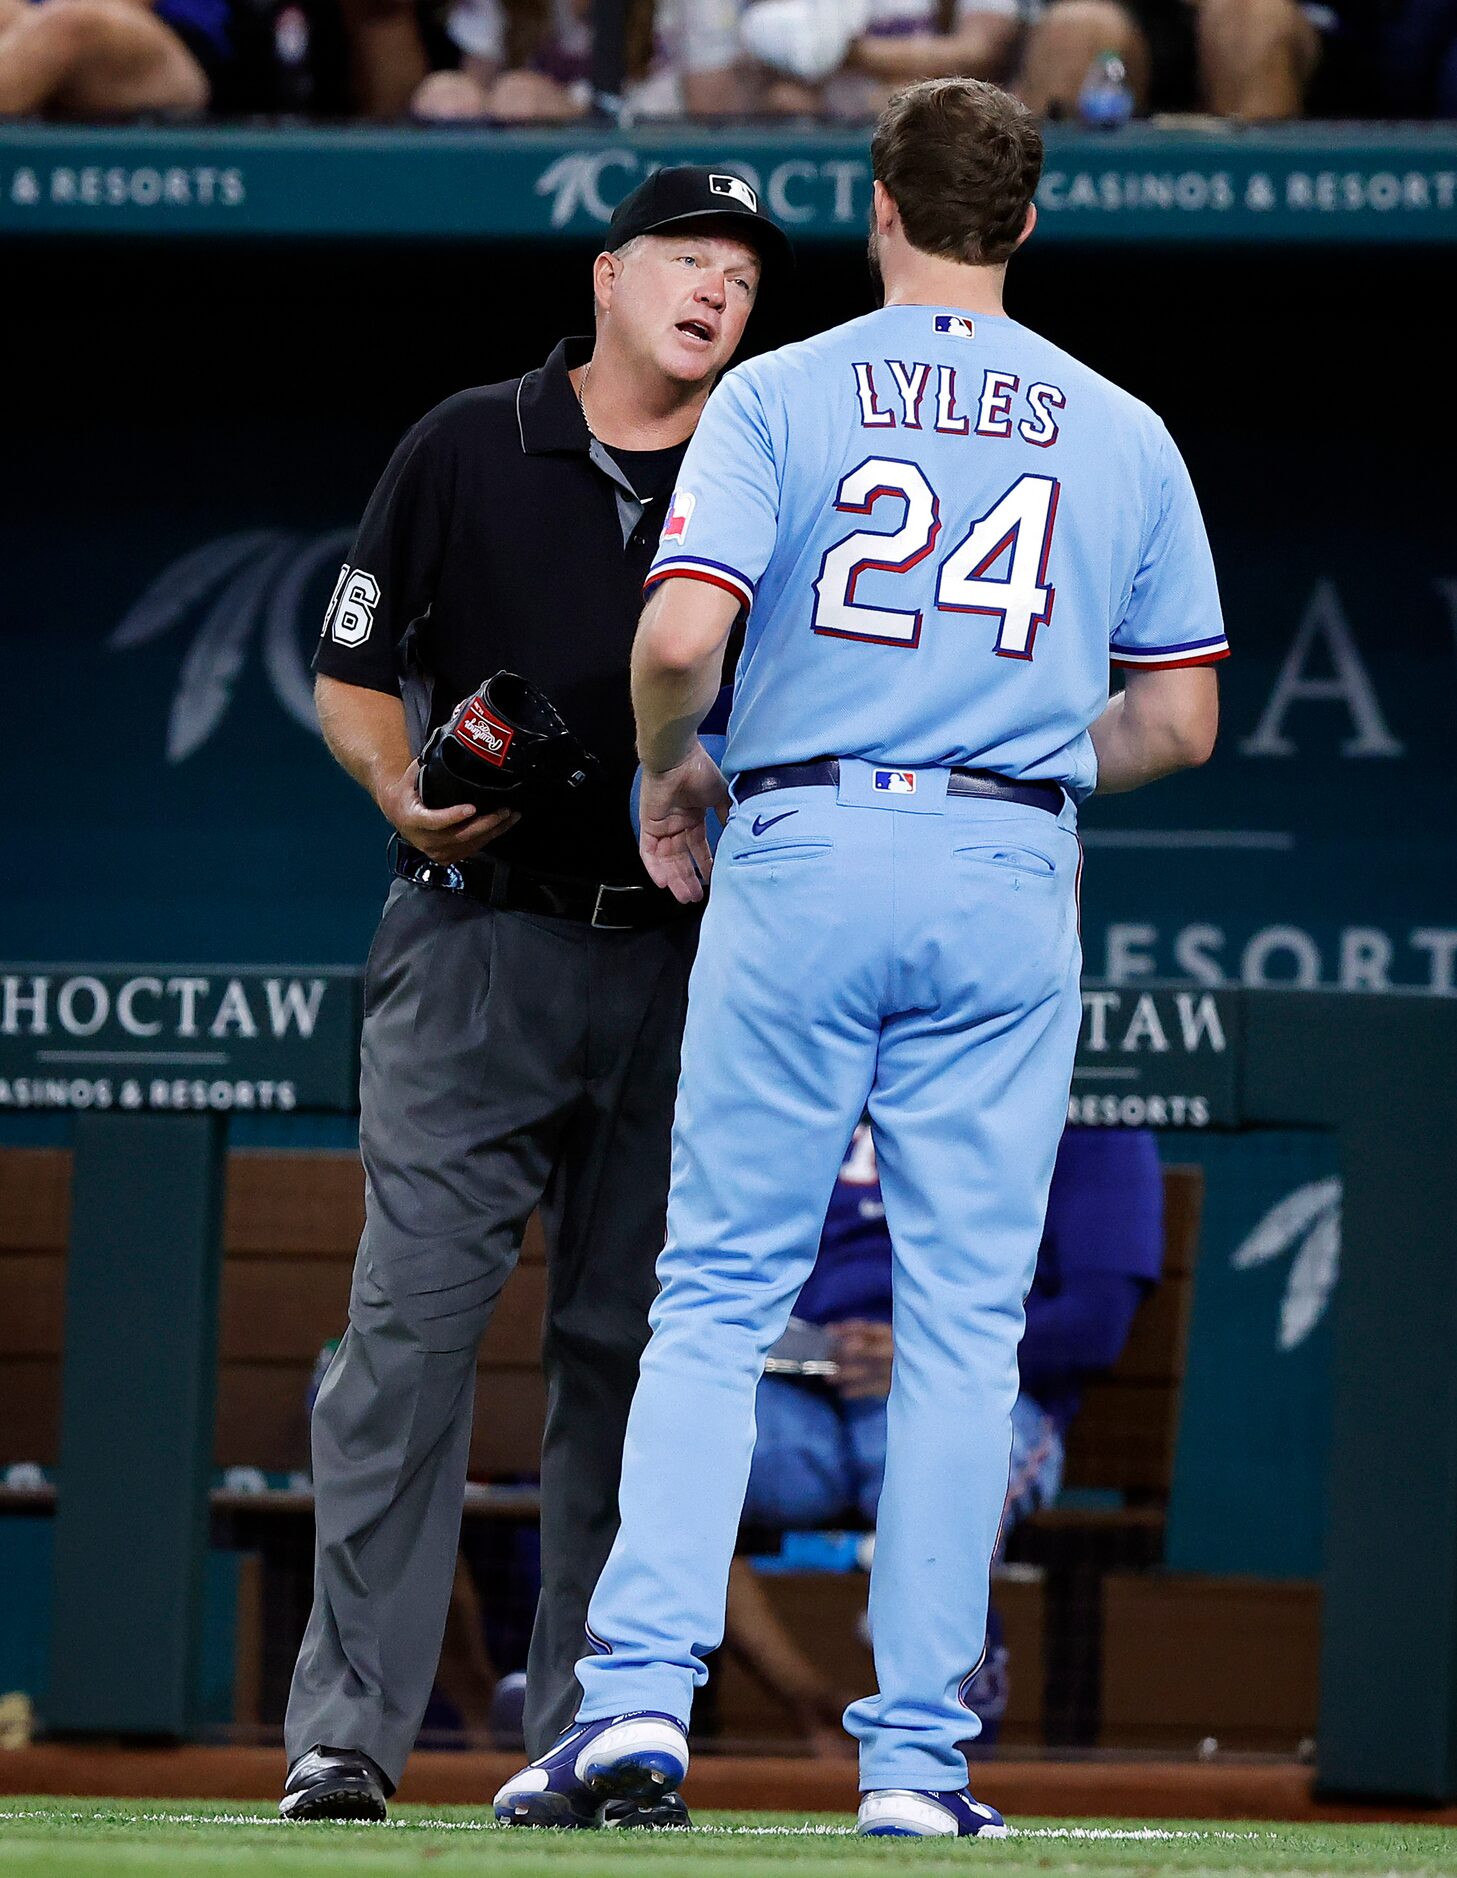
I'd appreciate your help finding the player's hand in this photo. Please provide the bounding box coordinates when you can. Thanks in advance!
[829,1320,894,1400]
[638,742,731,905]
[379,761,520,863]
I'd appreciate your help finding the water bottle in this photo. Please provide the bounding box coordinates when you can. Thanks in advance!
[1077,50,1134,129]
[273,1,313,114]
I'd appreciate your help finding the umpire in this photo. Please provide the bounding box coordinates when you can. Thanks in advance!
[281,169,790,1825]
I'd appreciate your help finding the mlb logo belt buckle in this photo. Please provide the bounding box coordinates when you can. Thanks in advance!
[836,760,949,813]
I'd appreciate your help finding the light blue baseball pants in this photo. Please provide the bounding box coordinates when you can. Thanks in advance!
[575,761,1084,1791]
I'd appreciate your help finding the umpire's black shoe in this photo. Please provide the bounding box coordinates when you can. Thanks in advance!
[279,1746,390,1822]
[599,1791,693,1829]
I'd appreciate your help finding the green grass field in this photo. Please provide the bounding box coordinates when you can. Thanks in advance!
[1,1803,1454,1878]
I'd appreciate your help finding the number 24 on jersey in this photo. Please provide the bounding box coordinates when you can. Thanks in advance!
[812,461,1059,661]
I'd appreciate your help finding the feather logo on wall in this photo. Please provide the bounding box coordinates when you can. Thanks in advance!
[108,529,350,760]
[1230,1178,1342,1351]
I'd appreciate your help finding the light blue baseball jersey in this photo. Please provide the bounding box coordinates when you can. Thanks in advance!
[647,303,1227,799]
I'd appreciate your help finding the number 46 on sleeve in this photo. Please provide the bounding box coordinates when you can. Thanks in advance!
[812,461,1059,660]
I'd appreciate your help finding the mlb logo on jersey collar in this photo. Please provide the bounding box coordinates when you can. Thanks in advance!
[837,759,948,814]
[934,314,975,340]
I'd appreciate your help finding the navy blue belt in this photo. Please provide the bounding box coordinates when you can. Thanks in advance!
[733,760,1063,817]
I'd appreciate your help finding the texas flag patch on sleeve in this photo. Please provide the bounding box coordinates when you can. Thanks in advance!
[663,489,696,544]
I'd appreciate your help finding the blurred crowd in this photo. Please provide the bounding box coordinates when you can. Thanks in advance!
[0,0,1452,125]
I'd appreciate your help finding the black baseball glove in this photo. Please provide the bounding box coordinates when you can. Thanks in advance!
[418,672,599,816]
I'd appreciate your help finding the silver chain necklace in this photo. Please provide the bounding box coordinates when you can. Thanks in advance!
[577,361,596,441]
[578,363,678,505]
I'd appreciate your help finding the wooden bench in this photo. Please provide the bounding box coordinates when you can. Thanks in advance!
[0,1147,548,1479]
[0,1147,1206,1746]
[1055,1161,1204,1517]
[1002,1162,1205,1744]
[0,1150,1203,1493]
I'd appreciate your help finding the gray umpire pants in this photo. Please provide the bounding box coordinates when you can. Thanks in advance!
[284,876,696,1788]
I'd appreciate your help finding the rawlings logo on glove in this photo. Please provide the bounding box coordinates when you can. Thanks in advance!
[455,700,515,767]
[418,672,598,815]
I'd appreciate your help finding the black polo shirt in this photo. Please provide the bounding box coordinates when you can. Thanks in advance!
[313,338,687,887]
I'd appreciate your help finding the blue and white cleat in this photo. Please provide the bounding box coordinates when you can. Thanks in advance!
[856,1788,1009,1837]
[493,1712,689,1829]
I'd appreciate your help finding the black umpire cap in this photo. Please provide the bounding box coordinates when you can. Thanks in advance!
[606,165,793,275]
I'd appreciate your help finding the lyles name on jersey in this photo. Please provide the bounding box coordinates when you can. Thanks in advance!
[851,360,1066,449]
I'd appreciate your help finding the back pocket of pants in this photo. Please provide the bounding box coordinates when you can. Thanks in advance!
[953,842,1055,878]
[727,840,834,866]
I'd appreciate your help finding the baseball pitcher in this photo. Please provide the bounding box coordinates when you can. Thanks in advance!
[495,78,1226,1837]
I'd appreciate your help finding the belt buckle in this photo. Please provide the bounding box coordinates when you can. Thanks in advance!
[592,883,639,930]
[416,858,465,892]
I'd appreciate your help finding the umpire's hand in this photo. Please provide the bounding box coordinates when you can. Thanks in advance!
[379,760,520,863]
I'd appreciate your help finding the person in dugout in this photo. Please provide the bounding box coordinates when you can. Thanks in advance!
[723,1122,1164,1751]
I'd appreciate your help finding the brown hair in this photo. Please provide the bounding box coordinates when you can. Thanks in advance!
[870,78,1043,267]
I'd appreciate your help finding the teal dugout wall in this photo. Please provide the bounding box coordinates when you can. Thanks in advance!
[1240,994,1457,1801]
[47,1113,228,1736]
[1162,1128,1338,1583]
[1033,987,1457,1797]
[0,969,363,1737]
[10,977,1455,1794]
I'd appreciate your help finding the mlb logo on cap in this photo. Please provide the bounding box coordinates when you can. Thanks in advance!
[874,770,917,795]
[604,165,792,276]
[663,490,696,543]
[934,314,976,339]
[710,174,759,213]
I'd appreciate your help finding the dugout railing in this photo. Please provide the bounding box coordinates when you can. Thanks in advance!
[2,121,1456,243]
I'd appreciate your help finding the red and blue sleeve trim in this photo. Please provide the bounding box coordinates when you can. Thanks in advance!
[644,557,755,612]
[1110,633,1230,670]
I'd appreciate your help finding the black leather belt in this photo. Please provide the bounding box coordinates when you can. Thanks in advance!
[391,841,684,931]
[734,760,1064,816]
